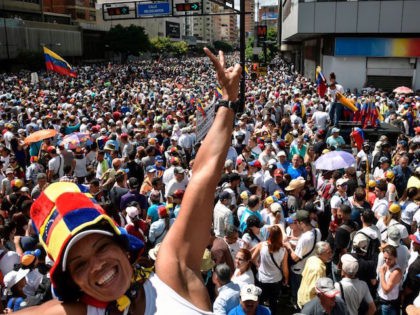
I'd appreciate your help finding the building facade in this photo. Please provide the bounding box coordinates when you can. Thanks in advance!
[281,0,420,92]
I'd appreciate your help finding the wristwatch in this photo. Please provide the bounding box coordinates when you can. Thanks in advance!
[216,99,242,114]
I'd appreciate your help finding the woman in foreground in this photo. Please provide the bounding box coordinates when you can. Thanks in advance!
[15,48,242,315]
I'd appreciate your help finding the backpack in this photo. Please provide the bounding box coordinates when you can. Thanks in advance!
[351,231,380,263]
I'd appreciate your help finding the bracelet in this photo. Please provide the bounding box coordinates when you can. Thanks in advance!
[216,99,242,114]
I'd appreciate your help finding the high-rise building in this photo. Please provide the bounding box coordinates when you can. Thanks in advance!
[281,0,420,91]
[258,3,278,30]
[245,0,255,38]
[43,0,96,22]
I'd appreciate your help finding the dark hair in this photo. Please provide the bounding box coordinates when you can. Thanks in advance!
[248,195,260,209]
[354,187,366,202]
[90,179,100,187]
[361,209,375,225]
[376,179,387,192]
[214,263,231,284]
[339,204,352,216]
[407,187,418,199]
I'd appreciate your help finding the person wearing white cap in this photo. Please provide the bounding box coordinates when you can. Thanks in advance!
[330,178,350,218]
[301,277,348,315]
[227,284,271,315]
[335,254,376,315]
[3,268,30,312]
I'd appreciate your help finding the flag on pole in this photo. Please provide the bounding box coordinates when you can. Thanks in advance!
[244,66,249,76]
[43,47,77,78]
[196,99,206,117]
[315,66,326,97]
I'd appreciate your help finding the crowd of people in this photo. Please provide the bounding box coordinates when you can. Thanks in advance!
[0,48,418,315]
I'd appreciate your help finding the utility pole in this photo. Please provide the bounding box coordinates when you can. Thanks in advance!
[239,0,245,108]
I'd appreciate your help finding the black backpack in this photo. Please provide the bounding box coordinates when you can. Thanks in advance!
[352,231,381,263]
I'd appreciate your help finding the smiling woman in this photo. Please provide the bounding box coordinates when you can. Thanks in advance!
[13,47,242,315]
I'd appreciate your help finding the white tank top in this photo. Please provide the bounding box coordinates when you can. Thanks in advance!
[86,273,214,315]
[257,242,285,284]
[378,264,401,301]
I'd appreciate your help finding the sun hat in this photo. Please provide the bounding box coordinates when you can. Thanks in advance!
[240,284,262,301]
[285,178,306,191]
[315,277,339,297]
[30,182,143,299]
[3,269,30,290]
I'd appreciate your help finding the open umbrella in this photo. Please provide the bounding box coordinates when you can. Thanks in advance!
[314,151,355,171]
[61,132,93,150]
[24,129,57,145]
[393,86,413,94]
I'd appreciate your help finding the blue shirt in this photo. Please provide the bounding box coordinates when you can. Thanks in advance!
[228,304,271,315]
[286,165,307,180]
[147,203,165,223]
[239,208,263,233]
[213,282,240,315]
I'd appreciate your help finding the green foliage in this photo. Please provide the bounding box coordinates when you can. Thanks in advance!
[213,41,233,53]
[150,37,188,55]
[105,24,150,55]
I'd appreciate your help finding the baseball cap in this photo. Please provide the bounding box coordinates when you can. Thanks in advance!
[219,191,232,201]
[285,213,297,225]
[385,170,395,180]
[379,156,390,164]
[315,277,340,297]
[389,203,401,214]
[277,150,286,157]
[368,180,377,188]
[409,234,420,245]
[387,225,401,247]
[171,189,185,199]
[274,169,284,177]
[352,233,369,253]
[270,203,282,214]
[249,160,262,169]
[240,284,262,302]
[336,178,348,186]
[341,254,359,276]
[3,269,30,289]
[146,165,156,173]
[331,127,340,133]
[126,206,139,219]
[174,166,184,174]
[265,196,275,206]
[21,249,41,267]
[296,210,310,222]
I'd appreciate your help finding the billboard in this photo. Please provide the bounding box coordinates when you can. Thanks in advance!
[166,21,181,38]
[335,38,420,57]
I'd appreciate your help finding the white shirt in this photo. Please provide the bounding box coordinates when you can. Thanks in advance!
[165,177,188,198]
[292,228,322,274]
[213,201,233,238]
[335,278,373,315]
[372,197,389,218]
[311,111,329,130]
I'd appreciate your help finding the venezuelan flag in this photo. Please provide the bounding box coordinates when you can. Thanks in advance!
[215,87,223,99]
[43,47,77,78]
[315,66,326,97]
[196,99,206,117]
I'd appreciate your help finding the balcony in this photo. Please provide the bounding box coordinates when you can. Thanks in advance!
[282,0,420,41]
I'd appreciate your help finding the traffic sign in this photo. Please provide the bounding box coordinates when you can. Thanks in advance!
[107,6,130,16]
[137,2,171,16]
[175,2,201,11]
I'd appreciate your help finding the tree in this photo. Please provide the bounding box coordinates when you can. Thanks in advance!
[105,24,150,56]
[171,41,189,56]
[213,41,233,53]
[266,27,278,60]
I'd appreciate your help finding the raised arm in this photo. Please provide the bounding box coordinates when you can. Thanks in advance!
[156,48,241,310]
